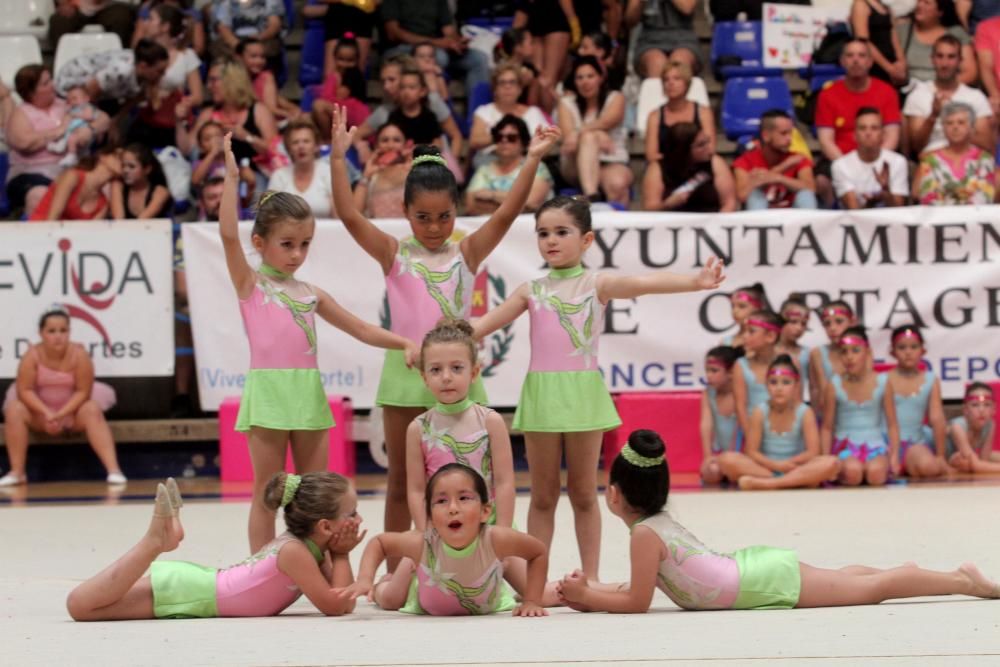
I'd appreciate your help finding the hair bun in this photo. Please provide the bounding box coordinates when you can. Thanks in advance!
[627,430,665,458]
[412,145,443,159]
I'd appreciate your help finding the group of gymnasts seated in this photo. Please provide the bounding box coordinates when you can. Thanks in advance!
[699,285,998,491]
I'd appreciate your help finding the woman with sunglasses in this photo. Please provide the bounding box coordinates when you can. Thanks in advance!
[469,62,549,163]
[465,115,554,215]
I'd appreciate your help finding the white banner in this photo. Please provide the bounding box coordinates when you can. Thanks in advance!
[184,207,1000,410]
[763,3,850,69]
[0,220,175,377]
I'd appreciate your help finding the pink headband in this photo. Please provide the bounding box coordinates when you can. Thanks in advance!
[892,329,922,344]
[783,308,808,321]
[747,318,781,333]
[839,335,869,348]
[734,291,763,308]
[705,359,726,370]
[965,394,995,404]
[768,367,800,379]
[823,306,852,320]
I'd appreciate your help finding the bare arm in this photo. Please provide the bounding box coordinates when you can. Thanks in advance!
[316,289,417,361]
[817,127,844,161]
[907,114,937,156]
[55,346,95,420]
[440,115,463,163]
[485,411,515,528]
[960,42,979,85]
[405,419,429,531]
[490,528,549,614]
[743,407,783,471]
[644,109,660,161]
[596,256,725,302]
[469,114,493,151]
[883,381,900,470]
[279,541,356,616]
[789,406,821,464]
[732,362,751,436]
[809,348,825,415]
[972,116,995,153]
[820,383,837,455]
[624,0,642,29]
[583,93,624,132]
[110,180,126,220]
[733,166,752,203]
[136,186,172,219]
[219,133,256,299]
[978,46,1000,104]
[699,392,714,460]
[956,0,972,30]
[525,175,552,212]
[559,526,660,613]
[15,350,53,418]
[472,283,530,340]
[42,171,79,221]
[185,67,205,108]
[258,15,282,41]
[882,123,900,151]
[927,378,948,459]
[259,71,281,118]
[339,531,424,599]
[5,106,66,154]
[713,157,739,212]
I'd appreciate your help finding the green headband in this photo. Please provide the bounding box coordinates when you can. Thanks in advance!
[281,474,302,508]
[412,154,447,167]
[621,444,664,468]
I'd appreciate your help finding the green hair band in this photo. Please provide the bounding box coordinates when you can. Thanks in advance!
[621,444,664,468]
[412,154,447,167]
[281,474,302,508]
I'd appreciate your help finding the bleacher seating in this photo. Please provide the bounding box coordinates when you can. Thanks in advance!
[53,32,123,79]
[0,0,51,40]
[298,16,326,88]
[710,21,782,79]
[0,35,43,103]
[721,76,794,142]
[465,81,493,132]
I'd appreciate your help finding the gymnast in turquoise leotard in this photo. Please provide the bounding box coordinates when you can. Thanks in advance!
[699,346,743,484]
[808,301,855,422]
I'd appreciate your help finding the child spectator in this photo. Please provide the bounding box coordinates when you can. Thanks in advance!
[47,86,110,168]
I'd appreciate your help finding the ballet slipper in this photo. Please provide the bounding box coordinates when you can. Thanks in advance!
[165,477,183,514]
[153,483,172,518]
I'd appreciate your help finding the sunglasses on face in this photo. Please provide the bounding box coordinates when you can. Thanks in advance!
[495,133,521,144]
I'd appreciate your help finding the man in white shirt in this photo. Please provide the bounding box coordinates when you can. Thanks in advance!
[832,108,909,208]
[903,34,994,155]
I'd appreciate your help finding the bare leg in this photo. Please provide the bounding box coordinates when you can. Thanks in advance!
[2,400,35,478]
[289,428,329,474]
[864,455,889,487]
[576,131,601,197]
[796,561,1000,608]
[311,100,334,142]
[904,445,947,478]
[524,431,563,554]
[667,47,698,73]
[639,49,669,79]
[599,164,633,206]
[739,456,841,490]
[700,456,723,484]
[72,400,123,476]
[565,430,603,580]
[717,451,772,481]
[838,456,864,486]
[971,457,1000,474]
[537,32,570,111]
[382,406,425,570]
[66,483,180,620]
[372,557,415,611]
[642,161,665,210]
[247,427,289,553]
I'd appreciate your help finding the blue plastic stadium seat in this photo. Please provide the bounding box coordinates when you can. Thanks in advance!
[798,64,846,92]
[465,81,494,131]
[299,19,326,88]
[0,152,9,217]
[721,77,794,140]
[710,21,782,79]
[300,84,318,112]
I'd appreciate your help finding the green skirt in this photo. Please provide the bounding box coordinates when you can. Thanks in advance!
[376,348,488,408]
[150,560,219,619]
[512,370,621,433]
[732,546,801,609]
[235,368,334,432]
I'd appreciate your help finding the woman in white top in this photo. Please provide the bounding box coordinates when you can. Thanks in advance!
[147,3,204,116]
[469,62,548,157]
[557,55,632,205]
[267,119,336,218]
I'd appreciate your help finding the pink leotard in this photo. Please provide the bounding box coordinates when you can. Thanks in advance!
[526,268,603,373]
[215,533,323,616]
[417,399,496,504]
[2,349,116,429]
[239,272,319,370]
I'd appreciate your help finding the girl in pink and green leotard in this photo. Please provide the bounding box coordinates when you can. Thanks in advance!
[473,196,725,581]
[218,133,416,554]
[555,430,1000,613]
[67,472,367,621]
[329,103,562,541]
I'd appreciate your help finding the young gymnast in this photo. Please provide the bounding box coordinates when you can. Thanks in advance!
[886,326,948,478]
[699,346,743,484]
[820,326,900,486]
[329,104,560,545]
[66,473,365,620]
[219,133,417,553]
[718,354,840,490]
[948,383,999,474]
[775,294,811,400]
[555,429,1000,612]
[723,283,768,348]
[337,463,550,617]
[732,310,783,437]
[809,300,855,420]
[472,196,724,580]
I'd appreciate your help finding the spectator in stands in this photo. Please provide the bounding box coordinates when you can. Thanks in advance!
[28,147,122,221]
[209,0,285,68]
[815,38,902,206]
[176,59,278,179]
[42,85,110,169]
[974,15,1000,114]
[387,69,463,180]
[268,119,339,219]
[178,173,224,222]
[147,4,204,118]
[0,308,125,486]
[315,0,376,76]
[380,0,490,98]
[237,37,301,123]
[0,79,14,146]
[110,143,173,219]
[4,66,70,217]
[465,114,554,215]
[557,55,632,205]
[625,0,701,79]
[642,122,737,212]
[904,35,994,156]
[913,101,996,203]
[133,0,206,56]
[644,62,716,167]
[414,42,450,102]
[578,31,627,92]
[469,62,549,159]
[851,0,908,86]
[897,0,978,85]
[833,108,910,208]
[495,28,544,108]
[49,0,136,47]
[733,109,818,210]
[311,40,370,142]
[957,0,1000,34]
[353,121,412,219]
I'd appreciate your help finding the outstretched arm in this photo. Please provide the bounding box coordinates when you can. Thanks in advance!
[461,126,562,274]
[219,133,256,299]
[406,420,429,531]
[558,526,660,613]
[335,531,424,600]
[329,104,398,273]
[471,283,531,340]
[490,527,549,616]
[316,289,418,365]
[596,256,725,302]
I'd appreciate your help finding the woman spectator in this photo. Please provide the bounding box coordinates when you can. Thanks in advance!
[644,62,716,164]
[176,59,279,178]
[111,143,173,219]
[353,121,412,219]
[0,308,124,486]
[28,148,123,221]
[557,56,632,205]
[896,0,977,84]
[268,119,338,218]
[238,37,301,123]
[851,0,909,86]
[465,115,554,215]
[913,101,996,204]
[4,66,71,217]
[625,0,701,79]
[469,62,549,157]
[133,0,206,56]
[642,122,737,212]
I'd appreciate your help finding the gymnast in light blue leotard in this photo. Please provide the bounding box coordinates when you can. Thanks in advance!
[887,326,947,478]
[700,346,744,484]
[734,311,785,443]
[722,284,768,349]
[776,296,812,401]
[808,301,854,421]
[947,384,999,474]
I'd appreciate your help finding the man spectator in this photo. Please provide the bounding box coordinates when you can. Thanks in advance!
[209,0,285,65]
[380,0,490,96]
[814,38,902,205]
[733,109,818,210]
[49,0,136,47]
[832,108,909,208]
[974,15,1000,114]
[178,175,224,222]
[904,35,994,156]
[54,39,169,105]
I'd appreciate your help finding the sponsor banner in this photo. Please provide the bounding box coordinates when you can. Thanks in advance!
[762,2,850,69]
[0,220,175,377]
[184,207,1000,410]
